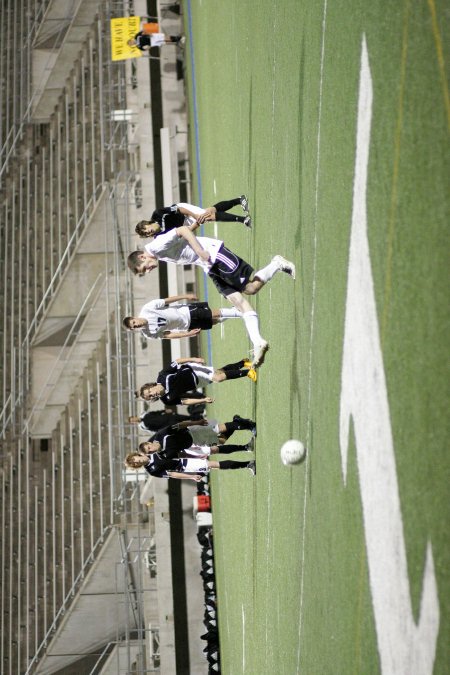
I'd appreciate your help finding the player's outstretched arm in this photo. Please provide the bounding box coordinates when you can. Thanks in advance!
[163,293,198,304]
[173,418,208,430]
[181,396,214,405]
[167,471,202,482]
[176,226,210,261]
[195,207,218,224]
[163,329,201,339]
[172,419,200,430]
[177,206,204,219]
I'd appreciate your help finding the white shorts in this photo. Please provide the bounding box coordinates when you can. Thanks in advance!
[189,363,215,386]
[188,424,218,446]
[150,33,166,47]
[180,458,209,474]
[184,444,211,458]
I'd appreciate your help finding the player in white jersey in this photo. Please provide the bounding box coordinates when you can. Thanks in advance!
[127,226,295,367]
[122,293,242,340]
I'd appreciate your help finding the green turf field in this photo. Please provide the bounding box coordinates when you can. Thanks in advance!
[184,1,449,672]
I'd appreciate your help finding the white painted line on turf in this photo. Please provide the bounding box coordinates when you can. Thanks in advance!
[339,36,440,674]
[241,603,246,673]
[297,0,328,663]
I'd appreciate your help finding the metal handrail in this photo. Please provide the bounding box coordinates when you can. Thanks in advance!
[0,184,106,438]
[21,273,105,434]
[24,525,114,675]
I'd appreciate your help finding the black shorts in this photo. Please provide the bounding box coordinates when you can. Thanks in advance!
[208,244,254,297]
[188,302,213,329]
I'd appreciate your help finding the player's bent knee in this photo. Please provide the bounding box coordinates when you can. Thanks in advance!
[244,283,258,295]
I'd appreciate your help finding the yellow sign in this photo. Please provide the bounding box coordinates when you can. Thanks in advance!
[110,16,142,61]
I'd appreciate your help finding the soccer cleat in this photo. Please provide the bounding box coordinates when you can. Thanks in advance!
[273,254,296,280]
[179,36,186,46]
[245,438,255,452]
[252,340,269,368]
[233,415,257,436]
[246,367,258,383]
[247,460,256,476]
[240,194,250,213]
[244,215,252,229]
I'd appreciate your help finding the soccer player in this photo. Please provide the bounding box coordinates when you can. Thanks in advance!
[122,293,242,340]
[127,226,295,366]
[134,196,251,238]
[140,413,256,454]
[134,357,257,408]
[124,452,255,481]
[128,409,191,432]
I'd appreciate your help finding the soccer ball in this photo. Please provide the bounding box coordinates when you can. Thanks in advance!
[280,439,306,465]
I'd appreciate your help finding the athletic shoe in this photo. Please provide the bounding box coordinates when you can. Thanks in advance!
[252,340,269,368]
[179,36,186,46]
[240,194,250,213]
[246,367,258,383]
[233,414,257,436]
[273,254,296,280]
[247,460,256,476]
[243,359,252,369]
[245,438,255,451]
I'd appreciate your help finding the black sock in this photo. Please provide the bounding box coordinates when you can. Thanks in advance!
[220,421,236,439]
[219,460,250,470]
[216,444,247,454]
[215,211,246,223]
[232,415,255,431]
[221,359,246,372]
[223,369,248,381]
[213,198,241,211]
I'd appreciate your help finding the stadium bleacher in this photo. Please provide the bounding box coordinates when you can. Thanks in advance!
[0,1,207,673]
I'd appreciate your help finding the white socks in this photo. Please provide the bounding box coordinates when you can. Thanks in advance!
[242,311,265,348]
[217,307,242,323]
[254,257,280,284]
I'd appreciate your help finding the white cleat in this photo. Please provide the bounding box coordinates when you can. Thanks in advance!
[252,340,269,368]
[273,254,296,280]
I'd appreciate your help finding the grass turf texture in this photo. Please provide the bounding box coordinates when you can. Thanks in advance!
[183,1,449,673]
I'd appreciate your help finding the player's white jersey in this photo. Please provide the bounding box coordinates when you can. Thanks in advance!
[138,299,191,338]
[145,229,223,271]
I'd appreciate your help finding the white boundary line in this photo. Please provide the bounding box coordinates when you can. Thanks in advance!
[297,0,328,665]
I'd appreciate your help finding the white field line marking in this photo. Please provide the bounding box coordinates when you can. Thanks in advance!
[339,35,439,674]
[242,602,246,674]
[297,0,328,660]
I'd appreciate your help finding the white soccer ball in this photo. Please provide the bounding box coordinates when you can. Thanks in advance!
[280,439,306,465]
